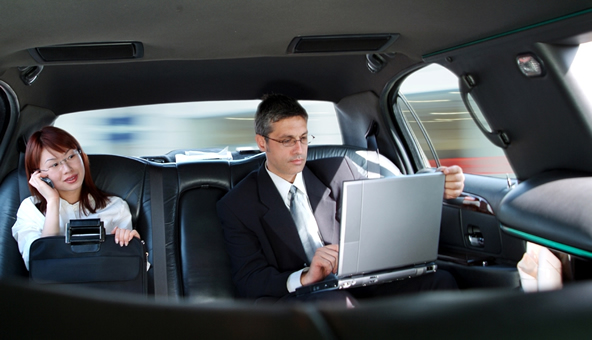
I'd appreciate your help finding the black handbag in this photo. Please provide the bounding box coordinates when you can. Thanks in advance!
[29,218,147,295]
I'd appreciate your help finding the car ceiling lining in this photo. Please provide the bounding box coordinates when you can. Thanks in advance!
[421,10,592,180]
[424,7,592,58]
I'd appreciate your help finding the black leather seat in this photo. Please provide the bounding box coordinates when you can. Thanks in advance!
[0,145,399,301]
[0,154,156,288]
[173,145,400,301]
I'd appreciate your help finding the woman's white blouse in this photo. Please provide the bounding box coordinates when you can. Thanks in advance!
[12,195,133,270]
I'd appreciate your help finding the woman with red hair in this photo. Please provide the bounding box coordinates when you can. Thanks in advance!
[12,126,139,269]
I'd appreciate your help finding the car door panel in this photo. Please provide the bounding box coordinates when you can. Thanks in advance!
[498,170,592,259]
[438,174,525,289]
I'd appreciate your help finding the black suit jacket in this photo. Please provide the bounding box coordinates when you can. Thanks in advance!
[217,156,364,299]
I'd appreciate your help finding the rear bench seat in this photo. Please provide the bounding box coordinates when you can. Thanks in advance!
[0,145,400,300]
[0,153,158,291]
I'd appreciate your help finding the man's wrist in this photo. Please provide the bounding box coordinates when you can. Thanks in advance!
[286,267,308,293]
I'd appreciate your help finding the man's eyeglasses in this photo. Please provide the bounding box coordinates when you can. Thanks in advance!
[262,134,315,147]
[38,150,81,173]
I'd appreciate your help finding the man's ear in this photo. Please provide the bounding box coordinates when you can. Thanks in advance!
[255,134,267,152]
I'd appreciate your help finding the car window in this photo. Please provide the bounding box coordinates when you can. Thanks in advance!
[566,41,592,115]
[396,64,514,178]
[55,100,342,157]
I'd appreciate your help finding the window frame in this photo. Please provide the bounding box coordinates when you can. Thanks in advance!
[391,92,434,172]
[389,63,515,178]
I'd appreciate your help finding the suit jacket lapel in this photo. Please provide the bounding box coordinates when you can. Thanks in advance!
[257,165,308,263]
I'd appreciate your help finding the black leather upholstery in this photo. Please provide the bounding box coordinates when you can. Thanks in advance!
[88,155,156,293]
[4,276,592,338]
[0,145,399,300]
[173,145,399,300]
[0,170,28,277]
[176,161,236,301]
[89,155,149,235]
[498,170,592,255]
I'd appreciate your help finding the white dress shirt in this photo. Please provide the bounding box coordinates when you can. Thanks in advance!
[265,165,320,293]
[12,195,133,270]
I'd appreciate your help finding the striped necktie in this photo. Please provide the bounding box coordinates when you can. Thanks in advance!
[289,185,324,263]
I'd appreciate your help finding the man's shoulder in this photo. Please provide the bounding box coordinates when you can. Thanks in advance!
[219,168,260,204]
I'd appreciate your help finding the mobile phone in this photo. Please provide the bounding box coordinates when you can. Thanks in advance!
[40,177,54,189]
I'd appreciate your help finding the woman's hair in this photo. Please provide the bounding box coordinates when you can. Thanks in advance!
[25,126,108,215]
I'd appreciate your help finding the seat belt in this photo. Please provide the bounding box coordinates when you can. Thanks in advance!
[18,153,31,200]
[365,121,380,178]
[149,165,168,296]
[16,136,32,200]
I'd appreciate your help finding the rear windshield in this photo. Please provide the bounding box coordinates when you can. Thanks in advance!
[55,100,342,157]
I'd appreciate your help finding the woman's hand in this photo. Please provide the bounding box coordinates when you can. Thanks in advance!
[29,171,59,201]
[112,227,141,246]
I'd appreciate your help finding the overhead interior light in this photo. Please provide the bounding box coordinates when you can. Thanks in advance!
[516,53,544,77]
[287,34,399,54]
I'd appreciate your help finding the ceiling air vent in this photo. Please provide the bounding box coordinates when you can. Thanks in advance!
[30,42,144,62]
[287,34,398,54]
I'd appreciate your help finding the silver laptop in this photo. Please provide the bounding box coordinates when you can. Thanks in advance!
[296,172,445,296]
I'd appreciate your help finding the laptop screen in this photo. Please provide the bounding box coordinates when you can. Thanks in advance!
[338,172,445,277]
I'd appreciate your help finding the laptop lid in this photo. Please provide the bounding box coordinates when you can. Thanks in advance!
[338,172,445,277]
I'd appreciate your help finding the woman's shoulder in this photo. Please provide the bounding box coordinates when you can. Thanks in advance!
[86,194,129,212]
[104,195,130,210]
[15,196,44,220]
[18,196,38,208]
[88,194,124,204]
[105,196,132,222]
[105,195,123,202]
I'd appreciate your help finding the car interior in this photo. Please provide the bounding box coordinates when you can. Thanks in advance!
[1,1,592,338]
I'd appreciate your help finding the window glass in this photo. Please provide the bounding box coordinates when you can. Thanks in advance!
[55,100,342,157]
[397,64,513,177]
[567,41,592,116]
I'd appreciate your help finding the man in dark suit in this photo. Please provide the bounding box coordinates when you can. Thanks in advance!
[217,94,464,304]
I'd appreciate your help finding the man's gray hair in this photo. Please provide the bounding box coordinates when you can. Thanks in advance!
[255,94,308,137]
